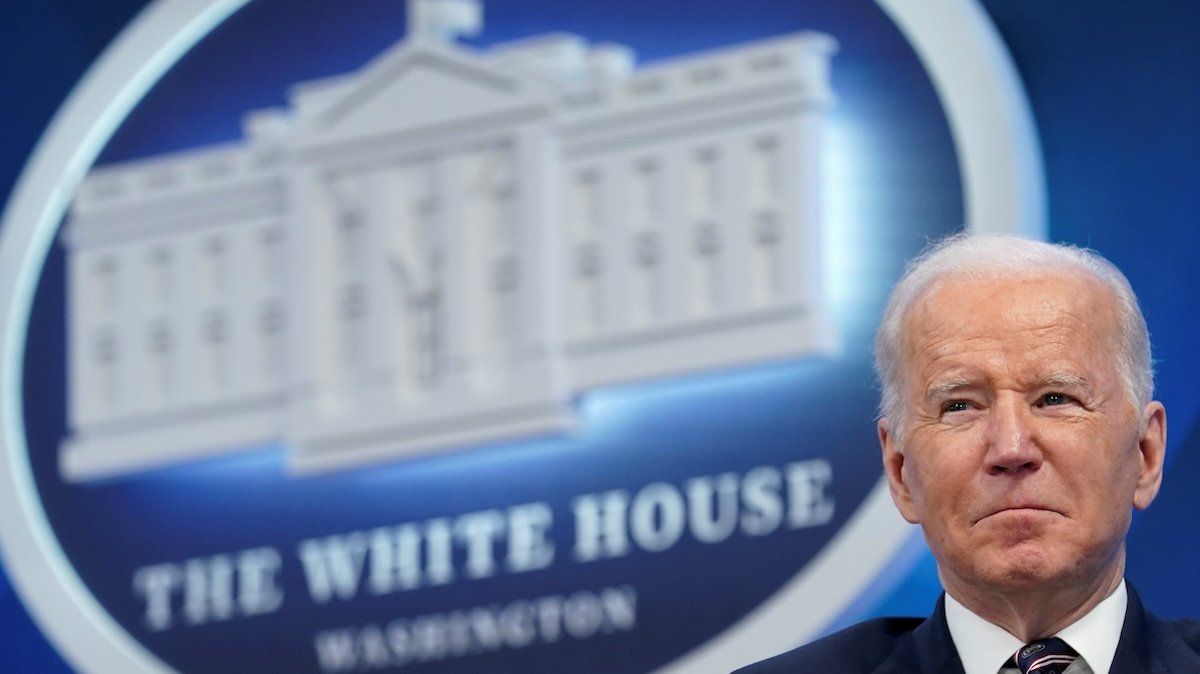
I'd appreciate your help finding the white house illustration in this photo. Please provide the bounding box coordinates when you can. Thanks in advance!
[60,0,839,481]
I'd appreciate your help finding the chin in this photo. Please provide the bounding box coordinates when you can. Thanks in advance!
[970,541,1068,589]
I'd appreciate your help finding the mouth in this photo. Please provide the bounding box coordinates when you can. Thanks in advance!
[973,505,1062,525]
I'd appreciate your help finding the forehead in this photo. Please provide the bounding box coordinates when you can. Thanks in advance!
[900,270,1121,379]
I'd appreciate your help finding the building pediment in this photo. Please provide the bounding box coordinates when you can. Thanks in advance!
[290,43,550,151]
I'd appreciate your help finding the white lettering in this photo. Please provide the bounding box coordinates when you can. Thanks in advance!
[312,586,638,672]
[388,618,417,662]
[535,594,564,643]
[506,502,555,573]
[132,546,286,632]
[412,614,450,660]
[468,607,503,651]
[357,624,392,668]
[301,503,556,601]
[368,524,422,595]
[444,611,473,656]
[500,601,537,647]
[787,459,836,528]
[297,533,369,604]
[741,465,784,536]
[630,482,686,552]
[424,518,455,586]
[572,490,630,561]
[686,472,740,543]
[132,563,181,631]
[183,555,235,625]
[601,585,638,631]
[237,547,285,617]
[136,461,833,649]
[313,628,358,672]
[455,510,506,579]
[563,591,605,638]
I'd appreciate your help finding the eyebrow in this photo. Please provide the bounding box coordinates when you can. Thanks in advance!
[1042,372,1093,394]
[924,377,975,401]
[923,372,1094,402]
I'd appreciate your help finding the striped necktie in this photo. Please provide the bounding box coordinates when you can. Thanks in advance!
[1013,637,1078,674]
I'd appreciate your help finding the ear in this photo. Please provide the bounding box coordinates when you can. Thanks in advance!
[880,418,920,523]
[1132,401,1167,510]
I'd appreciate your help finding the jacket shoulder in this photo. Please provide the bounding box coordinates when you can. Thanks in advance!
[1165,617,1200,653]
[733,617,926,672]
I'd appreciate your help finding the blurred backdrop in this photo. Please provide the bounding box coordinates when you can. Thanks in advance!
[0,1,1197,672]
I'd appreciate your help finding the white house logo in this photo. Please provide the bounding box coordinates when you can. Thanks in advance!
[60,0,838,480]
[0,1,1043,673]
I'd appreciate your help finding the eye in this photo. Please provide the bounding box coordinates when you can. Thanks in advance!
[942,400,972,413]
[1039,392,1074,407]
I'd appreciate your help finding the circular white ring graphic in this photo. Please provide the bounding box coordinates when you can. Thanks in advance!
[0,1,1044,672]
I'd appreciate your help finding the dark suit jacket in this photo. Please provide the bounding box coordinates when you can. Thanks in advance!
[734,587,1200,673]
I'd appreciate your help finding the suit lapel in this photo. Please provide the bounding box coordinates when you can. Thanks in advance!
[873,596,966,674]
[867,585,1198,674]
[1111,585,1200,674]
[1111,585,1155,674]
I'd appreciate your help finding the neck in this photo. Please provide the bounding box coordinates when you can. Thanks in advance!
[940,551,1125,643]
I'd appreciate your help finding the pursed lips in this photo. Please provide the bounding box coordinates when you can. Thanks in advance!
[972,504,1063,525]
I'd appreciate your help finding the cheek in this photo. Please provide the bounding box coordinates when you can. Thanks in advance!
[903,457,961,516]
[1074,430,1140,488]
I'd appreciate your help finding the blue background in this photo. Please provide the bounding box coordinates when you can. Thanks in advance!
[1,1,1198,672]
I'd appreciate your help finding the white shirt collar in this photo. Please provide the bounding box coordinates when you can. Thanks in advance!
[944,580,1127,674]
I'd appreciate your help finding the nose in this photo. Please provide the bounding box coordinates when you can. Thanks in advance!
[984,394,1042,475]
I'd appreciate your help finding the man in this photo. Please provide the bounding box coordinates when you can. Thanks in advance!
[738,233,1200,673]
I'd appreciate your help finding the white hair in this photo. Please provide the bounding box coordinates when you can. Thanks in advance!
[874,233,1153,435]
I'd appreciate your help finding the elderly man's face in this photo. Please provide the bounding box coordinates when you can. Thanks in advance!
[880,270,1166,596]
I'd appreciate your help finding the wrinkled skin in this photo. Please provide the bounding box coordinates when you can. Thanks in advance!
[879,270,1166,640]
